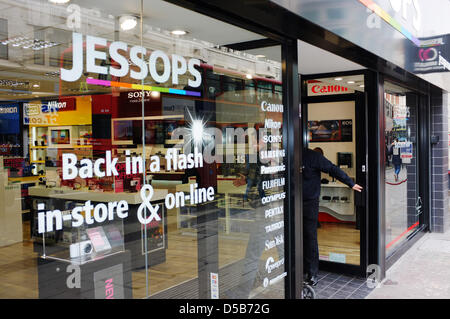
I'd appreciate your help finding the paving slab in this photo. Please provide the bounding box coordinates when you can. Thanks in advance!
[366,230,450,299]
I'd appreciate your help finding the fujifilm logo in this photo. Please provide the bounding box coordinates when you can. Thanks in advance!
[61,32,202,87]
[0,106,18,114]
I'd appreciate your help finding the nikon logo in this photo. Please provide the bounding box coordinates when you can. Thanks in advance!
[47,101,67,109]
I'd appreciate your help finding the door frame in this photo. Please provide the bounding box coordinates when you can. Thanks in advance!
[301,70,369,277]
[381,75,431,270]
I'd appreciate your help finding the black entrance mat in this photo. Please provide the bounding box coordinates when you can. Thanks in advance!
[313,270,375,299]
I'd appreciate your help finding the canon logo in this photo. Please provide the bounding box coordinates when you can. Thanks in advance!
[61,33,202,87]
[261,101,283,113]
[311,85,348,94]
[0,106,17,114]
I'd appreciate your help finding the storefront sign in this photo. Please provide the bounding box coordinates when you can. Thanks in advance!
[0,103,20,134]
[37,147,216,234]
[408,35,450,74]
[24,96,90,126]
[47,98,76,112]
[307,82,354,96]
[61,32,202,88]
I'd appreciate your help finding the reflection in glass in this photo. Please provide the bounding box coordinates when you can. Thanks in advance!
[0,0,285,299]
[384,82,420,257]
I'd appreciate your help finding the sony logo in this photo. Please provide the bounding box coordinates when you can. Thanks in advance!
[61,33,202,87]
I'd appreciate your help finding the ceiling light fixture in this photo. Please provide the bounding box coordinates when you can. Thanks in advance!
[255,54,266,58]
[347,80,355,84]
[150,91,160,98]
[245,74,253,80]
[359,84,365,88]
[171,30,188,36]
[48,0,70,4]
[119,15,138,31]
[334,77,343,81]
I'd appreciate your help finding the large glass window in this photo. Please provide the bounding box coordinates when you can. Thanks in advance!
[0,0,285,299]
[384,81,421,257]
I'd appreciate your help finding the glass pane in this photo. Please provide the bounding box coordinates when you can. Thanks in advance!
[384,81,420,257]
[306,75,365,266]
[0,0,285,299]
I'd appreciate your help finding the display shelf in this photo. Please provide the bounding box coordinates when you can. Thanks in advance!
[28,124,93,177]
[320,182,355,221]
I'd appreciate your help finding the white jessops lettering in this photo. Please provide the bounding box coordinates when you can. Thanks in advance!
[109,41,129,77]
[86,35,107,76]
[60,33,202,88]
[130,46,148,80]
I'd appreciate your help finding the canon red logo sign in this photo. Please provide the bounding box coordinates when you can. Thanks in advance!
[311,84,349,94]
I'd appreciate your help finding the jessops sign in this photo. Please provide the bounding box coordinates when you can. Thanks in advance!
[61,32,202,87]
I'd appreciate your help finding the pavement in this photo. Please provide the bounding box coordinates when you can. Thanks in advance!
[366,229,450,299]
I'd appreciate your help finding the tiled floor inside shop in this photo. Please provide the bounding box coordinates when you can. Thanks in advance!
[314,271,375,299]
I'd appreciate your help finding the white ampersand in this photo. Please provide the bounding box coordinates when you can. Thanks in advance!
[137,184,161,225]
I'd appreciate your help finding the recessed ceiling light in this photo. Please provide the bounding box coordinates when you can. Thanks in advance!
[245,74,253,80]
[255,54,266,58]
[171,30,188,36]
[33,84,40,88]
[119,15,138,31]
[359,84,365,88]
[150,91,160,98]
[334,77,343,81]
[48,0,70,3]
[347,80,355,84]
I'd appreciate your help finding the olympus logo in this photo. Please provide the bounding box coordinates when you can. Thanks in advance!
[61,33,202,87]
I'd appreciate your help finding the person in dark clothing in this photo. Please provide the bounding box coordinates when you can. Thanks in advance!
[390,139,402,182]
[302,147,363,286]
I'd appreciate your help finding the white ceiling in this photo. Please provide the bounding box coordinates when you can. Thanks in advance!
[244,40,365,75]
[298,40,364,75]
[73,0,365,75]
[73,0,265,45]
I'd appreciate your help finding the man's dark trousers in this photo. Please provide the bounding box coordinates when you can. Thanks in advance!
[303,198,319,278]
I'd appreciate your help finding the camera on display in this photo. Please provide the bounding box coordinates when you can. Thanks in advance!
[69,240,94,259]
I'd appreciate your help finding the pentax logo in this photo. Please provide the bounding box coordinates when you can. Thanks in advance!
[105,278,114,299]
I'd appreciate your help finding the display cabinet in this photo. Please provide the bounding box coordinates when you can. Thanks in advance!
[319,182,355,222]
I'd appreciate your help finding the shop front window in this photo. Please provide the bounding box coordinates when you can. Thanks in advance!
[384,81,421,257]
[0,0,285,299]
